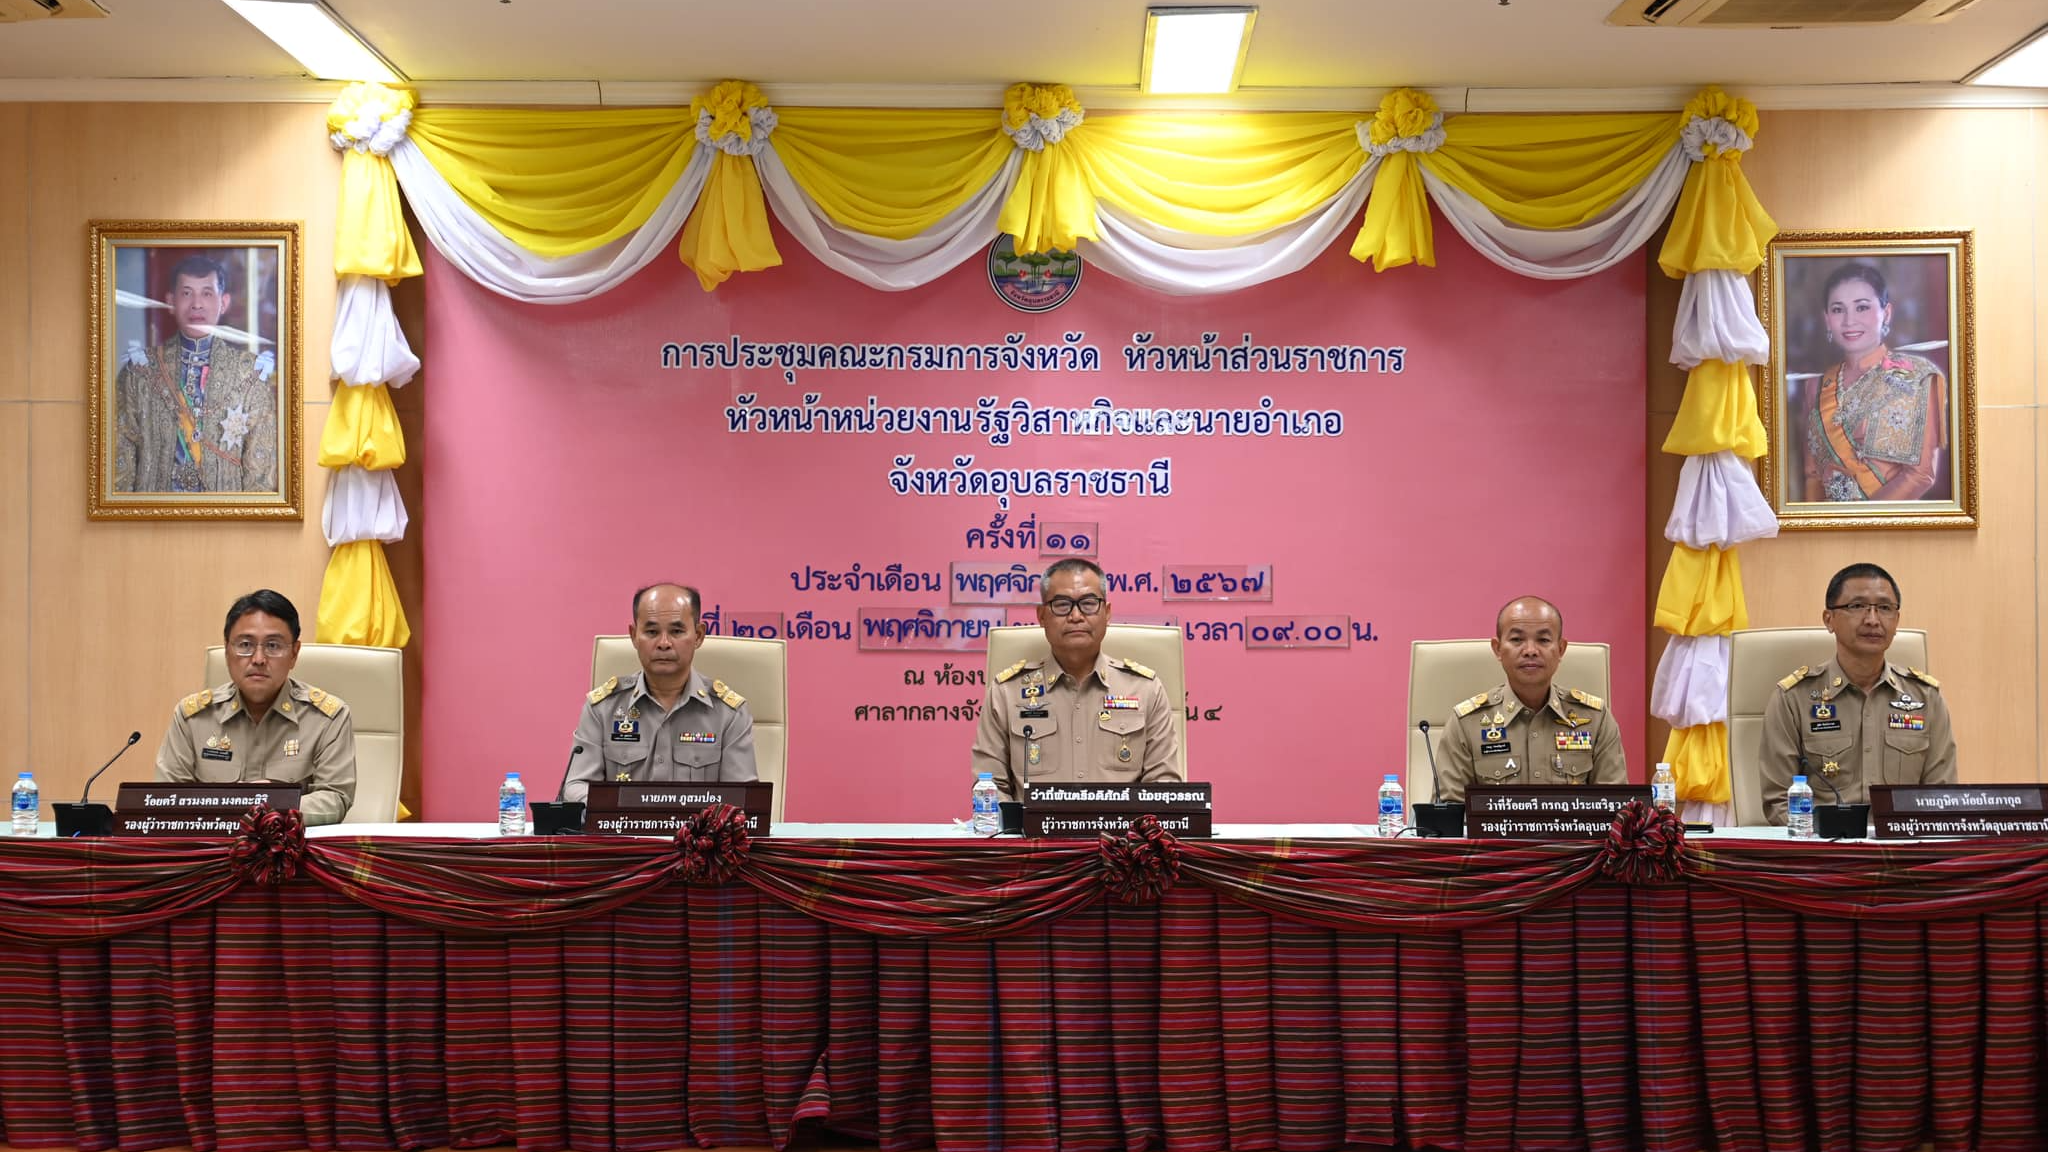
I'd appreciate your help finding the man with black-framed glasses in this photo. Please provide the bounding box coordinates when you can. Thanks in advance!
[155,589,357,825]
[971,558,1181,801]
[1759,562,1954,825]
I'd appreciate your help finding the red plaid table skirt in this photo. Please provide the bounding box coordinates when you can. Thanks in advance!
[1,830,2045,1152]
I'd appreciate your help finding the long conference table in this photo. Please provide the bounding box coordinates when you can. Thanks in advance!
[2,818,2046,1152]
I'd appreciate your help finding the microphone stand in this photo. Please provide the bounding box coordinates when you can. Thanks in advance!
[56,731,141,838]
[1410,719,1466,838]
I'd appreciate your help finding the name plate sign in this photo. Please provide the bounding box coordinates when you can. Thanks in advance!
[582,782,774,836]
[1870,785,2048,839]
[113,782,304,836]
[1463,785,1650,840]
[1022,782,1212,838]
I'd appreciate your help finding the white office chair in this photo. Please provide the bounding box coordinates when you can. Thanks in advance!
[590,635,790,824]
[1726,626,1930,827]
[204,643,404,824]
[984,624,1190,777]
[1405,639,1613,804]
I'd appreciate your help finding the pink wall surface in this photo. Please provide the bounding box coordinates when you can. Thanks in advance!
[421,217,1648,823]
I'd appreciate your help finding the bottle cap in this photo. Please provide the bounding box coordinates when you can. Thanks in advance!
[1655,762,1671,772]
[16,772,29,779]
[1384,773,1399,782]
[506,772,521,780]
[1792,775,1807,783]
[977,772,993,780]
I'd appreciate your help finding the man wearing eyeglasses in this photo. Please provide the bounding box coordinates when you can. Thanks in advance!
[971,558,1181,801]
[154,589,357,825]
[1759,562,1954,824]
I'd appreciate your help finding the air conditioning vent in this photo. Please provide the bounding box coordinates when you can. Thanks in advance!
[0,0,110,21]
[1607,0,1978,25]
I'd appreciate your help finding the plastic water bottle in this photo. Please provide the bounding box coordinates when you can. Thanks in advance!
[1787,775,1815,839]
[1651,762,1677,811]
[10,773,36,837]
[1377,774,1404,838]
[498,772,526,836]
[971,772,1000,834]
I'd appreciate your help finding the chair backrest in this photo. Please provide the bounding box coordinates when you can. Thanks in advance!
[590,635,790,823]
[1726,626,1930,826]
[984,624,1190,777]
[1405,639,1613,805]
[204,643,404,824]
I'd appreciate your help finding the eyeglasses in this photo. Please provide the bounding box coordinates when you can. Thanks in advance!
[1044,595,1105,618]
[230,638,293,658]
[1828,601,1900,618]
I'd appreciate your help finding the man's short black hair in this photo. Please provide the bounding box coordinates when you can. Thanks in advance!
[632,582,703,623]
[169,255,231,295]
[1041,557,1105,597]
[224,589,300,641]
[1495,595,1563,638]
[1826,563,1900,608]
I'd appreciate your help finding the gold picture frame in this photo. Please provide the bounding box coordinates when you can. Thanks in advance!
[1755,230,1977,530]
[87,220,303,520]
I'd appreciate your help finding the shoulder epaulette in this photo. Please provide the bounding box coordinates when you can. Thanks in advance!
[995,659,1030,684]
[180,689,213,718]
[588,676,619,705]
[1906,667,1941,689]
[1569,688,1605,711]
[1777,665,1815,691]
[1453,692,1489,718]
[306,685,343,717]
[713,679,745,708]
[1119,659,1157,680]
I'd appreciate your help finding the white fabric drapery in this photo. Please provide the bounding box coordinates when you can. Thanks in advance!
[1420,147,1690,280]
[332,275,420,388]
[755,148,1021,292]
[323,466,410,546]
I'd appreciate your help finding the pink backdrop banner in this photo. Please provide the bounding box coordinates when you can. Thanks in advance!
[421,219,1647,823]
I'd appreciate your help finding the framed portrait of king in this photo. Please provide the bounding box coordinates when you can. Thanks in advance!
[1756,230,1977,530]
[88,221,303,520]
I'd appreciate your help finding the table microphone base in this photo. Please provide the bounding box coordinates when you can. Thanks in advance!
[1412,803,1466,838]
[55,802,114,838]
[1816,804,1870,840]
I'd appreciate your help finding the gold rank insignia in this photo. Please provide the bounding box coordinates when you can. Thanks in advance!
[279,700,293,715]
[1778,665,1811,690]
[713,679,746,708]
[995,660,1030,684]
[1907,667,1941,688]
[181,689,213,718]
[308,686,341,717]
[1831,677,1843,688]
[1821,760,1841,777]
[283,739,300,757]
[1453,693,1490,718]
[1569,689,1604,711]
[589,676,620,704]
[1490,712,1505,727]
[1121,659,1158,680]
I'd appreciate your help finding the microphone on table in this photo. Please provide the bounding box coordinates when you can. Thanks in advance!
[1411,719,1465,838]
[530,745,587,836]
[56,730,140,837]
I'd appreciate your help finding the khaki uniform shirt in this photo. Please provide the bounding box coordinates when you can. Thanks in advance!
[1758,658,1955,825]
[1435,682,1627,803]
[114,337,278,494]
[970,654,1181,801]
[559,670,757,802]
[154,678,357,826]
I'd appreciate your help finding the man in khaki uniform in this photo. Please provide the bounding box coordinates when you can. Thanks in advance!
[1760,562,1955,824]
[1435,596,1627,803]
[156,590,356,826]
[971,558,1181,801]
[559,583,756,803]
[114,255,279,495]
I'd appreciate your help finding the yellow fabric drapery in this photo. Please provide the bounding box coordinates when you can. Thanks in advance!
[1421,112,1678,231]
[318,383,407,471]
[335,150,423,281]
[774,108,1014,239]
[408,108,700,259]
[1655,545,1751,637]
[317,541,411,648]
[1658,88,1776,277]
[1353,151,1433,271]
[680,151,781,290]
[1663,723,1733,805]
[1665,359,1768,458]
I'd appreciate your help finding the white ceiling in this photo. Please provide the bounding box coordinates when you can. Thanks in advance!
[0,0,2044,101]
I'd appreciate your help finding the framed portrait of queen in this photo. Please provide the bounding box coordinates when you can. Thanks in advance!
[87,221,303,520]
[1756,230,1977,530]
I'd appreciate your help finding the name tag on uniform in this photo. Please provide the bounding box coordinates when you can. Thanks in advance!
[1103,696,1141,710]
[200,748,233,761]
[1479,726,1510,756]
[1020,708,1050,719]
[678,732,719,744]
[1555,730,1593,752]
[610,718,641,742]
[1889,713,1926,731]
[1810,703,1841,733]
